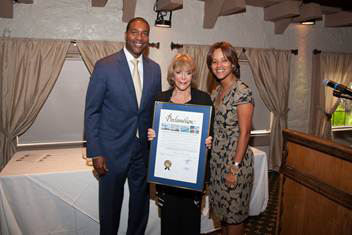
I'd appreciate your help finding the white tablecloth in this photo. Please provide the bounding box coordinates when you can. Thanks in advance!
[0,147,268,235]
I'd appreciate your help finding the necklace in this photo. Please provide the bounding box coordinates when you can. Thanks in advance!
[216,80,236,107]
[170,90,191,104]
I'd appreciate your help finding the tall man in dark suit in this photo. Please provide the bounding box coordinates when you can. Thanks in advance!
[84,17,162,235]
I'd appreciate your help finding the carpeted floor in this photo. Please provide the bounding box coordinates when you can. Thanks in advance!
[244,171,280,235]
[206,171,280,235]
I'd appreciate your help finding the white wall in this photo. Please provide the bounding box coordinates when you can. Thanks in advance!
[1,0,352,132]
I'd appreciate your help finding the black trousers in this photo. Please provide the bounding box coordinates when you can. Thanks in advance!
[159,186,201,235]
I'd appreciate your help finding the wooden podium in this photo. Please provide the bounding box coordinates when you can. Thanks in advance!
[277,129,352,235]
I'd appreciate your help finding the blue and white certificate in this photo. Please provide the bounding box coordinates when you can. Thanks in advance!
[147,102,212,191]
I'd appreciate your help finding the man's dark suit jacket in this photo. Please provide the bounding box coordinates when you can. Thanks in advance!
[85,49,161,163]
[84,49,161,234]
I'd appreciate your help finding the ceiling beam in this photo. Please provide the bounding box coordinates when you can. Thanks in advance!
[324,11,352,27]
[292,3,322,23]
[155,0,183,11]
[203,0,224,29]
[16,0,33,3]
[91,0,108,7]
[245,0,278,8]
[264,1,301,21]
[122,0,136,23]
[304,0,352,11]
[320,6,341,14]
[274,18,292,34]
[202,0,246,28]
[0,0,13,18]
[220,0,246,16]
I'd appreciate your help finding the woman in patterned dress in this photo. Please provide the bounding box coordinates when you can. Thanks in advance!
[206,41,254,235]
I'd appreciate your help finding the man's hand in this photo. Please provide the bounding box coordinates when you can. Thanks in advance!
[92,156,108,176]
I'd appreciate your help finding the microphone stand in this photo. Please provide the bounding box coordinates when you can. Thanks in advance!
[333,90,352,101]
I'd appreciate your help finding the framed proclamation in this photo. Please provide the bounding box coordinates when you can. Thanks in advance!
[147,101,212,191]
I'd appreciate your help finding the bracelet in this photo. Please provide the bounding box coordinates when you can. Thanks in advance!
[234,161,240,167]
[229,165,240,176]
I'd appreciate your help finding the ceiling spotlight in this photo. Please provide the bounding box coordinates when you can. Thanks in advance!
[293,3,321,25]
[155,10,172,28]
[301,20,315,25]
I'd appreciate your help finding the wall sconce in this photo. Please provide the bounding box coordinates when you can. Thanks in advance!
[155,10,172,28]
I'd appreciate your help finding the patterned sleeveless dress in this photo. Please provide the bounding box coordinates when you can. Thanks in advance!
[208,80,254,224]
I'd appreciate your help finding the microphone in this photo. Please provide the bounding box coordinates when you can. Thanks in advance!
[322,80,352,96]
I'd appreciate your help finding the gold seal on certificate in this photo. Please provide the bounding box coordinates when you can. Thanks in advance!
[164,160,172,170]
